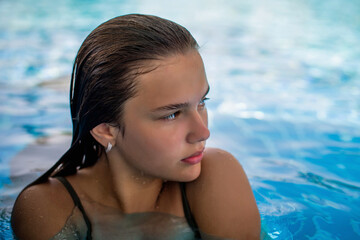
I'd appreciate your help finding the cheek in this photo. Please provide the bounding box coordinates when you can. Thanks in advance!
[124,121,188,158]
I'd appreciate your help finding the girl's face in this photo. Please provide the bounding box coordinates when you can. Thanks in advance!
[114,50,210,182]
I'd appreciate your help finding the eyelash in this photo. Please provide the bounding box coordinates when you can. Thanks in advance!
[163,111,180,120]
[199,97,210,107]
[162,97,210,121]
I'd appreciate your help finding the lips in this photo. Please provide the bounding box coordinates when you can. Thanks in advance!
[181,149,204,165]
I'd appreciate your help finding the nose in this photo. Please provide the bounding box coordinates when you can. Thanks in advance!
[186,110,210,144]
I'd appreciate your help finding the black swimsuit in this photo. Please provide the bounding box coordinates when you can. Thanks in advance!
[55,176,202,240]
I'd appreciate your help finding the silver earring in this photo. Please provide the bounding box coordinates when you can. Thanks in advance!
[106,142,112,153]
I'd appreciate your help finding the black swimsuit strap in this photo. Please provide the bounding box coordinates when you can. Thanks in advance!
[180,182,202,239]
[55,177,199,239]
[55,176,92,240]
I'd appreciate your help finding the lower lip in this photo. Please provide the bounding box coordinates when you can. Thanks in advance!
[181,152,204,165]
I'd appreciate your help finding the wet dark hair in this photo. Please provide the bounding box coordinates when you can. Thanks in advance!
[32,14,198,185]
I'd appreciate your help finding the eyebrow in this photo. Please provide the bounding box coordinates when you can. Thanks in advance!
[151,85,210,112]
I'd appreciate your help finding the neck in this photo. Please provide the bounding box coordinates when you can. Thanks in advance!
[94,154,165,214]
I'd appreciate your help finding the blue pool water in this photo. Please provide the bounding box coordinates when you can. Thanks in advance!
[1,0,360,239]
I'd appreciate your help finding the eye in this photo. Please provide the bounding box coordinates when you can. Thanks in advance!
[198,97,209,109]
[162,111,180,120]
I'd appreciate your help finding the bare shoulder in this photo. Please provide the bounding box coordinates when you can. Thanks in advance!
[187,148,261,239]
[11,177,74,240]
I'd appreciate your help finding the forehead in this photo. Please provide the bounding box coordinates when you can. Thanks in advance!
[128,51,208,109]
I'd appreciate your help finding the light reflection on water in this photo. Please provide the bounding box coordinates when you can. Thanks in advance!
[1,0,360,239]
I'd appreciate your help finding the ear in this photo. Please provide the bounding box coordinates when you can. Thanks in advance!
[90,123,118,148]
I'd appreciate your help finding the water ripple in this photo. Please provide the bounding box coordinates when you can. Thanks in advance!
[299,172,360,195]
[0,207,13,240]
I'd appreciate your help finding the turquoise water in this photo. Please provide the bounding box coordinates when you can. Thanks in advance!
[1,0,360,239]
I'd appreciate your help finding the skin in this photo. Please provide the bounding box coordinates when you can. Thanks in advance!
[11,50,260,239]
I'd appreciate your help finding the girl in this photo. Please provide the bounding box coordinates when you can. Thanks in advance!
[11,14,260,240]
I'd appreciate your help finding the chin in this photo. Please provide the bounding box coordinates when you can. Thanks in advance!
[179,163,202,182]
